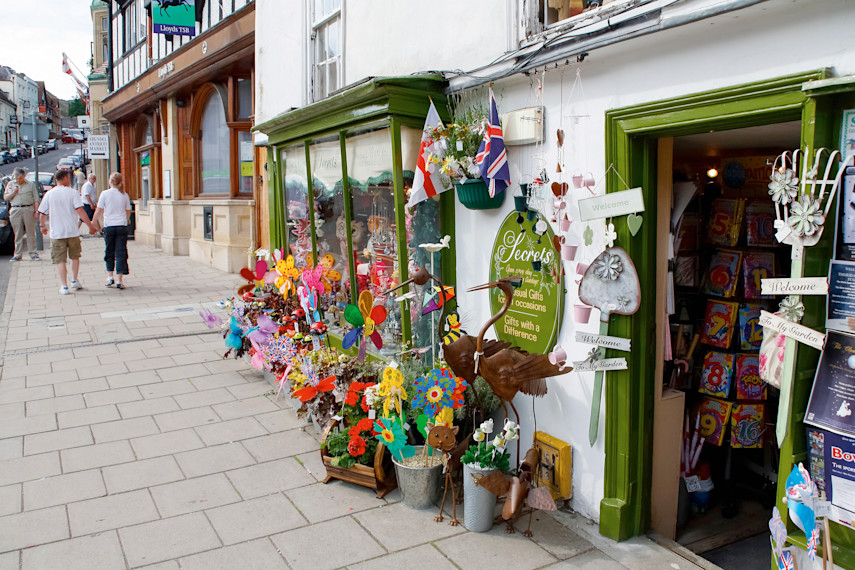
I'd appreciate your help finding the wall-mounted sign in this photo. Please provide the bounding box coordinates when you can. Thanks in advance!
[140,151,150,166]
[828,261,855,334]
[578,187,644,222]
[574,331,631,352]
[806,331,855,437]
[761,277,829,296]
[573,358,628,372]
[153,0,196,36]
[157,61,175,79]
[488,211,563,355]
[77,115,90,129]
[88,135,109,160]
[759,311,825,350]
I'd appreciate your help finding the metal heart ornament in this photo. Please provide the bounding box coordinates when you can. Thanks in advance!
[578,247,641,322]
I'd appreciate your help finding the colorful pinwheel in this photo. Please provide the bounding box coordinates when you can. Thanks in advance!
[240,259,269,293]
[373,417,415,462]
[199,309,222,329]
[225,317,244,350]
[249,337,271,371]
[263,335,299,399]
[412,368,460,419]
[245,314,279,344]
[293,358,336,403]
[377,366,407,419]
[274,255,300,297]
[342,290,387,360]
[306,253,342,293]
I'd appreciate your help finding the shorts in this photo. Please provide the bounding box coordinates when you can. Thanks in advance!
[83,204,95,222]
[50,237,82,264]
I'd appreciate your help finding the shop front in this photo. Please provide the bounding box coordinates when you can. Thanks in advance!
[254,76,456,359]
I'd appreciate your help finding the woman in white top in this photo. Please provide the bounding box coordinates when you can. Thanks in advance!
[93,172,132,289]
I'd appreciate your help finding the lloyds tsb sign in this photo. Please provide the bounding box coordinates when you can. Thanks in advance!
[488,211,564,355]
[153,0,196,36]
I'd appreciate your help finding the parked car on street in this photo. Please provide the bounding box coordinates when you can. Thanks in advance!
[71,149,89,166]
[0,176,13,254]
[46,139,57,151]
[36,145,46,155]
[0,151,13,164]
[19,146,31,159]
[57,158,74,172]
[8,149,22,161]
[26,172,55,197]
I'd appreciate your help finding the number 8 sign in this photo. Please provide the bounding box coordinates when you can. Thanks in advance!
[699,351,735,398]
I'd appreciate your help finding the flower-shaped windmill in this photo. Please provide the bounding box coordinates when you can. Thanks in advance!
[374,417,415,463]
[412,368,460,419]
[239,260,270,294]
[342,290,387,361]
[263,335,299,398]
[306,253,342,293]
[274,255,300,297]
[377,366,407,420]
[293,358,336,403]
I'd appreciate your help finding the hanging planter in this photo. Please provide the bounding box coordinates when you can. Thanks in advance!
[456,179,505,210]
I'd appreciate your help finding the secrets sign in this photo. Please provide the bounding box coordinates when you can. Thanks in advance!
[153,0,196,36]
[489,211,563,354]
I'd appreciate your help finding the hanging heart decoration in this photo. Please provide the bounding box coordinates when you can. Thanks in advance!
[627,213,643,236]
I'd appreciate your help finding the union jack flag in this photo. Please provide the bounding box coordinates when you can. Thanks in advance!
[777,550,795,570]
[806,527,820,561]
[475,88,511,198]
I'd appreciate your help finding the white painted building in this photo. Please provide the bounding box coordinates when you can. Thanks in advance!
[0,67,39,135]
[256,0,855,557]
[0,90,17,149]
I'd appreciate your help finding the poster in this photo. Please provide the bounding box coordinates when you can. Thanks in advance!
[806,428,855,528]
[152,0,197,36]
[828,261,855,334]
[834,170,855,262]
[805,331,855,437]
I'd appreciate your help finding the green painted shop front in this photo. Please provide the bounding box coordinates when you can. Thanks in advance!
[601,69,855,566]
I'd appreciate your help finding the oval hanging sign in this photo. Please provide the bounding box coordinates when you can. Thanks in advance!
[488,211,564,354]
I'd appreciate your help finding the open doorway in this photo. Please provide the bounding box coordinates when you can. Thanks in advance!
[663,121,800,567]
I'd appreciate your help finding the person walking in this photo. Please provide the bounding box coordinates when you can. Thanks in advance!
[79,173,99,232]
[93,172,131,289]
[37,169,98,295]
[3,167,40,261]
[74,167,86,192]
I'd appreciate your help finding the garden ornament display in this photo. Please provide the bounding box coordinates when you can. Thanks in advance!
[578,247,641,323]
[199,309,222,329]
[468,276,568,457]
[443,311,465,345]
[238,259,270,295]
[783,463,820,563]
[342,290,388,361]
[426,422,466,526]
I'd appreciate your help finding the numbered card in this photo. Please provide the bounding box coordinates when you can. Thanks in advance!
[745,201,777,247]
[699,351,735,398]
[738,303,764,350]
[731,403,764,448]
[743,252,775,299]
[700,299,739,349]
[702,249,742,298]
[706,198,746,247]
[735,353,765,400]
[698,397,733,447]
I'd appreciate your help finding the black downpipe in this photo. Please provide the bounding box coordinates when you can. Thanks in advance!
[106,0,114,93]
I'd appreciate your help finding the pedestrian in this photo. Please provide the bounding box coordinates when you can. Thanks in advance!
[79,173,99,232]
[74,167,86,191]
[2,167,40,261]
[37,169,98,295]
[92,172,131,290]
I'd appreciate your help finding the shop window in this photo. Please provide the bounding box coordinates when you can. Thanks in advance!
[237,78,252,119]
[237,130,253,195]
[310,0,342,101]
[525,0,590,35]
[200,90,230,194]
[281,145,310,259]
[309,134,348,302]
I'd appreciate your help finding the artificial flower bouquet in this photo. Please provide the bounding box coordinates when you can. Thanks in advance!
[423,108,488,185]
[461,419,519,473]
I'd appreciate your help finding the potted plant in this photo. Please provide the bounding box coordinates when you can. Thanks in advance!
[460,419,518,532]
[423,109,505,210]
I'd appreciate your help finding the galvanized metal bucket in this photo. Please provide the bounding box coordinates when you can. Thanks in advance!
[463,463,498,532]
[392,447,443,510]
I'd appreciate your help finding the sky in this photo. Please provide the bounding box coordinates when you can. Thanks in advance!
[0,0,96,101]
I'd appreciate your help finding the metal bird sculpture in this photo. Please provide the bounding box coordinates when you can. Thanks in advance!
[388,267,510,421]
[468,276,570,456]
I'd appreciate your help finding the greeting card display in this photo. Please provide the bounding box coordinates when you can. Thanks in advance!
[735,353,765,400]
[674,255,699,288]
[698,397,733,447]
[699,351,735,398]
[731,403,764,448]
[706,198,746,247]
[745,201,777,247]
[702,249,742,298]
[738,303,764,350]
[743,252,775,299]
[700,299,739,348]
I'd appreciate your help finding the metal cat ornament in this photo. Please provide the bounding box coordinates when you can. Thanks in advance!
[578,247,641,322]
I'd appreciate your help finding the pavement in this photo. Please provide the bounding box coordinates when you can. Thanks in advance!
[0,237,710,569]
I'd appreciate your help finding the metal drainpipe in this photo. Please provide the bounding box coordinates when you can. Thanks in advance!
[106,0,114,94]
[447,0,769,91]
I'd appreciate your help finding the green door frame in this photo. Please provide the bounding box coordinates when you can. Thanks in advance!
[600,69,829,542]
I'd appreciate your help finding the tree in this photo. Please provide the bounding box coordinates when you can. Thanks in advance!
[67,98,86,117]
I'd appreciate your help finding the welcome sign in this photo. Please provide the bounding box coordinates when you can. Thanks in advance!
[153,0,196,36]
[488,212,564,354]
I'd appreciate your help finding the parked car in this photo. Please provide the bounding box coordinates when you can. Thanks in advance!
[46,139,57,151]
[0,176,12,255]
[19,146,31,159]
[8,149,23,161]
[25,172,55,197]
[36,145,46,155]
[0,151,12,164]
[57,158,74,172]
[71,149,89,166]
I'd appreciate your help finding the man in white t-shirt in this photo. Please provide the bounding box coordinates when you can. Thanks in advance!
[79,173,98,231]
[37,170,99,295]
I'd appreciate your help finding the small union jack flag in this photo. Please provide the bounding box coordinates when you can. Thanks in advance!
[778,550,795,570]
[264,336,297,365]
[475,88,511,198]
[806,527,820,561]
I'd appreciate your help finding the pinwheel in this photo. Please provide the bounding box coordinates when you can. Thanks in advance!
[784,463,819,562]
[245,314,279,344]
[298,264,324,324]
[342,290,387,361]
[199,309,222,329]
[306,253,343,293]
[373,417,415,463]
[377,366,407,419]
[249,337,271,371]
[225,317,244,350]
[421,285,456,315]
[412,368,458,419]
[239,260,269,294]
[264,335,299,398]
[293,358,336,403]
[274,254,300,297]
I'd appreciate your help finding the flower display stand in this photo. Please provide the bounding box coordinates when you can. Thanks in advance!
[456,179,506,210]
[320,419,397,498]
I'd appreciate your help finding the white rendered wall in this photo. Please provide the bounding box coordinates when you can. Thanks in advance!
[254,0,306,124]
[450,0,855,521]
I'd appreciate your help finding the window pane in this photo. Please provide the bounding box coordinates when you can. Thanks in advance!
[313,62,326,101]
[401,125,444,360]
[200,90,230,194]
[282,145,310,259]
[309,135,349,325]
[313,0,323,22]
[345,125,401,354]
[327,59,338,94]
[237,78,252,119]
[101,17,108,31]
[238,130,253,194]
[142,121,153,145]
[327,18,339,58]
[316,27,326,64]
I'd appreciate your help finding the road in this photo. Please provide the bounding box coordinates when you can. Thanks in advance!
[0,143,80,178]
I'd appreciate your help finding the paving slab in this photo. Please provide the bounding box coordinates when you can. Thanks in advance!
[285,479,386,523]
[226,457,317,499]
[0,452,61,486]
[20,530,127,570]
[119,512,222,568]
[271,515,386,570]
[173,387,235,409]
[349,544,458,570]
[355,502,467,552]
[0,438,22,461]
[153,406,219,432]
[102,455,185,494]
[254,409,306,433]
[130,428,205,459]
[0,505,69,553]
[0,386,54,405]
[139,379,197,399]
[434,525,558,570]
[68,488,160,536]
[53,377,110,397]
[61,440,135,472]
[149,473,241,517]
[173,441,255,478]
[212,397,279,421]
[0,552,17,570]
[84,386,142,407]
[90,415,159,443]
[205,493,308,544]
[0,484,21,517]
[242,429,320,462]
[178,538,288,570]
[24,426,93,455]
[547,549,627,568]
[57,404,121,429]
[0,413,56,439]
[23,469,107,511]
[193,416,267,446]
[117,396,180,418]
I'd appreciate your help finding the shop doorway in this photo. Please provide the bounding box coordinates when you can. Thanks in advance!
[657,122,800,565]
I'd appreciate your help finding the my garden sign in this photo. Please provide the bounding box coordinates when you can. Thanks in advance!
[489,212,564,354]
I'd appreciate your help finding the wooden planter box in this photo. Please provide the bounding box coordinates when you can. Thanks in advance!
[320,420,397,499]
